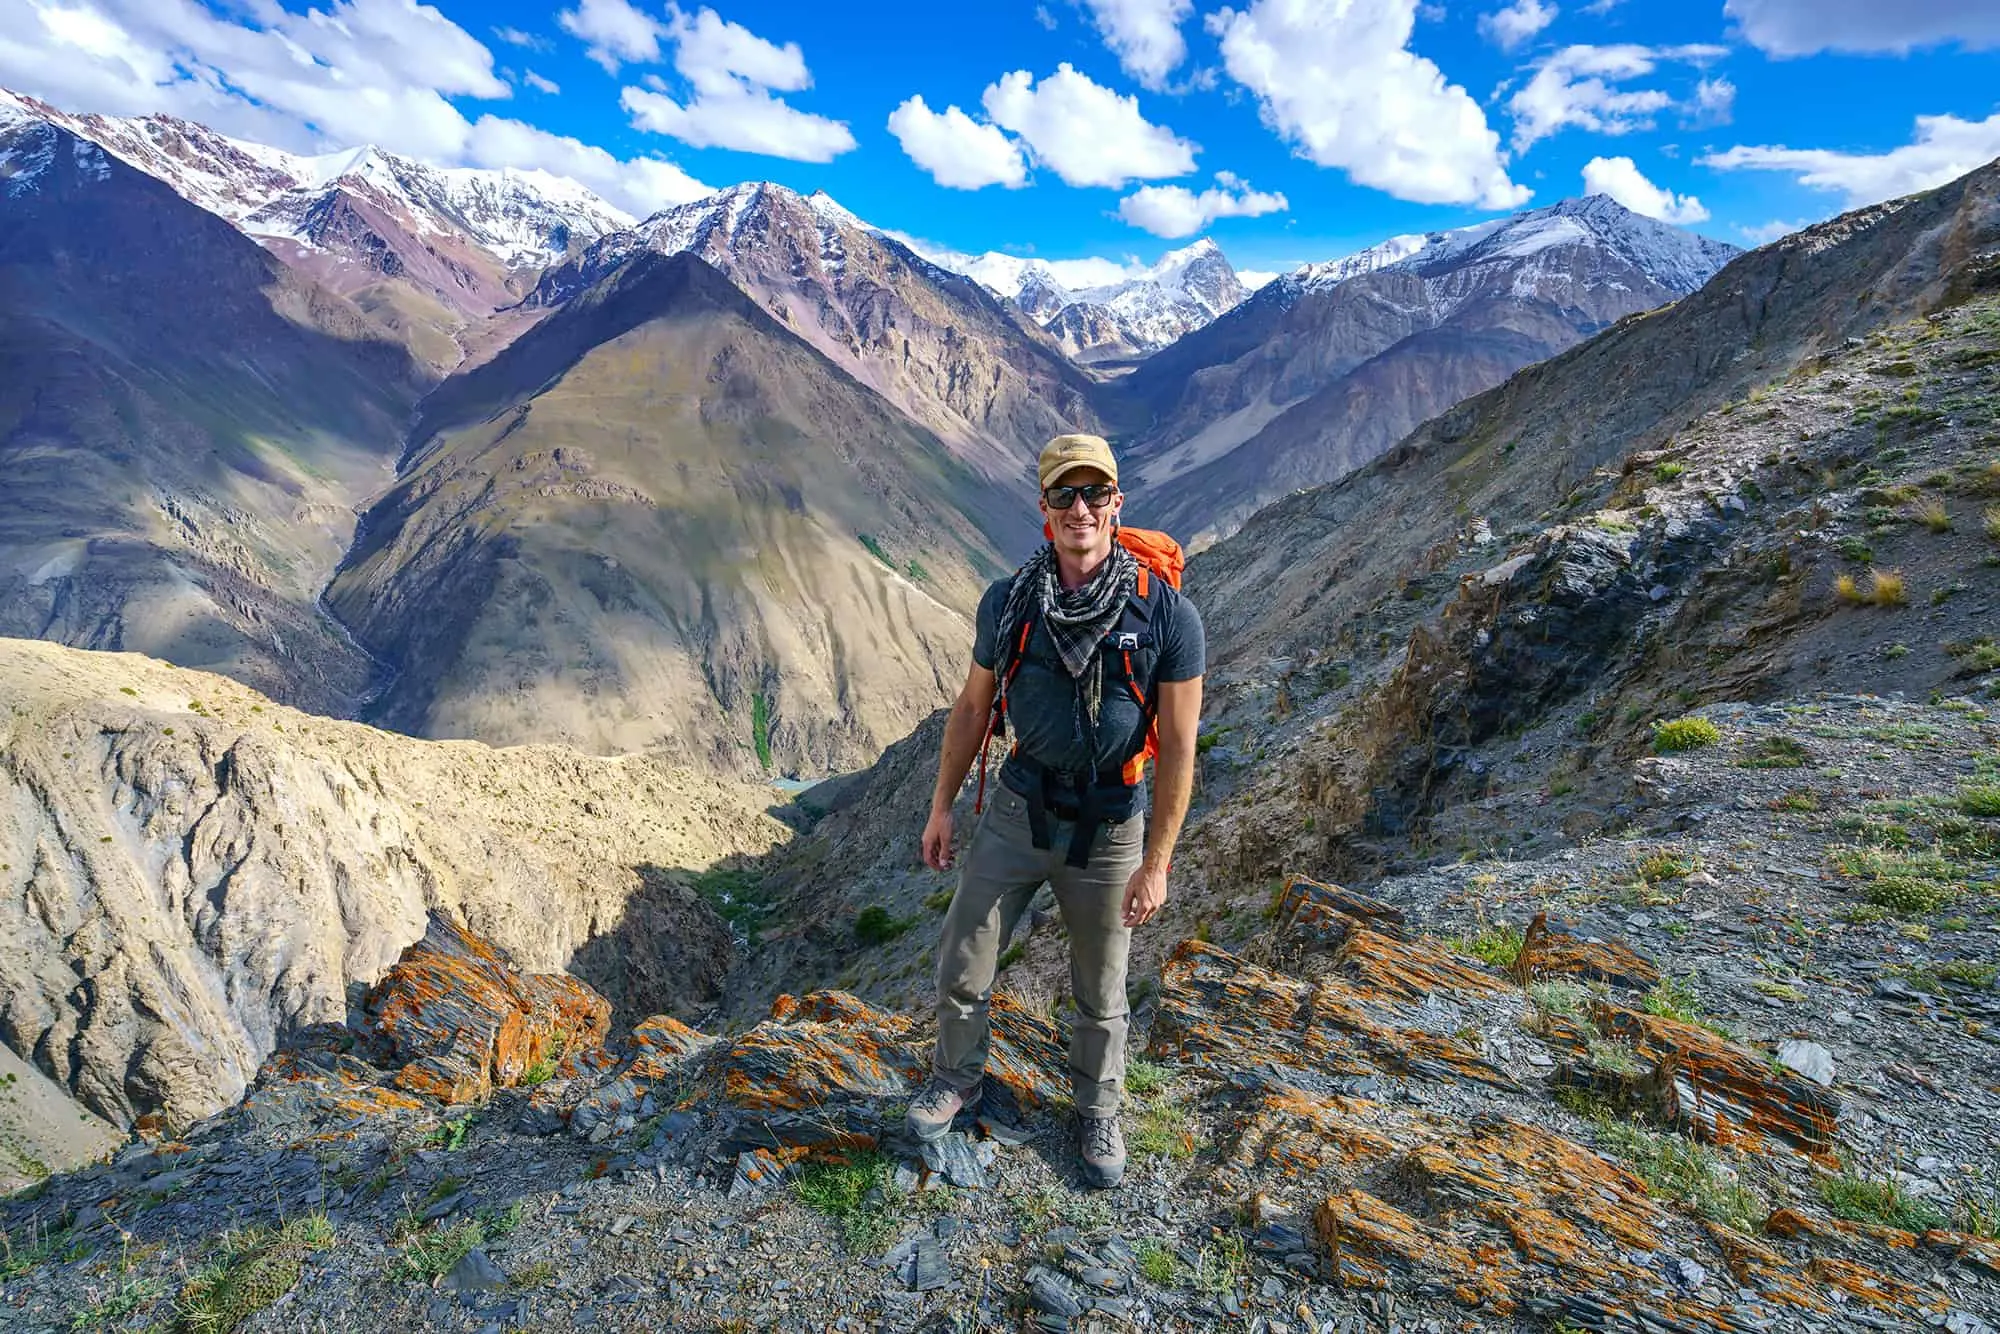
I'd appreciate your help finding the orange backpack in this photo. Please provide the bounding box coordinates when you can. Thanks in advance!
[974,525,1185,812]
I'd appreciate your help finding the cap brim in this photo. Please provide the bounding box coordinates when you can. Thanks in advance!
[1042,461,1118,489]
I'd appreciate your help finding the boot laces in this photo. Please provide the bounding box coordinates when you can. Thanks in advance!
[1083,1115,1120,1159]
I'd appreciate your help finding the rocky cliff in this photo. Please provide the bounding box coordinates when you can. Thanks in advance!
[0,638,788,1136]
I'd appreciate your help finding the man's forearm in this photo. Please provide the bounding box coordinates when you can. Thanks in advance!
[1144,737,1194,871]
[930,696,990,815]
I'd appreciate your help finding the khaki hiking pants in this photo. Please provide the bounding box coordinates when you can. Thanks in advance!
[931,781,1144,1118]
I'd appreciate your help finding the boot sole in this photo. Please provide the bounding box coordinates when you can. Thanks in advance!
[1080,1160,1125,1189]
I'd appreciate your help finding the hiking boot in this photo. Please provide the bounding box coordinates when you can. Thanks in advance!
[905,1078,981,1143]
[1078,1113,1125,1188]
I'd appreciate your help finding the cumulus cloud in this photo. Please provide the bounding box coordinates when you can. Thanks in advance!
[522,70,561,95]
[1724,0,2000,56]
[1117,172,1288,236]
[886,95,1028,189]
[1207,0,1529,210]
[1479,0,1558,51]
[982,64,1197,188]
[557,0,664,73]
[1078,0,1195,89]
[1689,76,1734,124]
[619,6,855,161]
[0,0,709,216]
[1700,111,2000,207]
[1236,268,1281,290]
[1581,155,1709,223]
[1508,43,1724,151]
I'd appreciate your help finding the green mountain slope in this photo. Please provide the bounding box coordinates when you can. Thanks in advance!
[330,251,1037,775]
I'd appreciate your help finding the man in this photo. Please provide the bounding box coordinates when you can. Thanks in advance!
[908,432,1204,1188]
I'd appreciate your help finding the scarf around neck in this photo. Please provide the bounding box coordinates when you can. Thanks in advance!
[995,538,1138,742]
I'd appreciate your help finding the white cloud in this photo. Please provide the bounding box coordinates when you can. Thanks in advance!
[1479,0,1557,52]
[1508,43,1724,150]
[1737,218,1809,245]
[1207,0,1529,210]
[1237,268,1280,289]
[1079,0,1194,90]
[1118,173,1288,236]
[522,70,561,95]
[493,26,550,51]
[1724,0,2000,56]
[1700,111,2000,207]
[982,64,1197,188]
[0,0,709,216]
[557,0,664,73]
[619,6,855,161]
[886,95,1027,189]
[1581,155,1709,223]
[1689,76,1734,124]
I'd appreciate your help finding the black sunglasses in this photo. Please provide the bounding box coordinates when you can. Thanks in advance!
[1044,482,1119,510]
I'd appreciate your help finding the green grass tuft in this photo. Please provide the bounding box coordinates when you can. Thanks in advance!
[177,1215,334,1333]
[792,1152,896,1252]
[1818,1171,1945,1232]
[1959,785,2000,818]
[853,905,918,946]
[1652,717,1721,753]
[1447,924,1524,969]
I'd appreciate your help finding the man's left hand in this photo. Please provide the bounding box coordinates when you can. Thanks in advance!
[1121,860,1168,927]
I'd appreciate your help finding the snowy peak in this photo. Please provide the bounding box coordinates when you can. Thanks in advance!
[0,87,631,270]
[1286,195,1736,301]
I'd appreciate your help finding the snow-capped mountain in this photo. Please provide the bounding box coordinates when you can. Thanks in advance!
[1282,195,1737,303]
[0,88,631,270]
[934,239,1253,364]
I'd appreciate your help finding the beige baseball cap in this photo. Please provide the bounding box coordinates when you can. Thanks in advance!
[1038,433,1119,490]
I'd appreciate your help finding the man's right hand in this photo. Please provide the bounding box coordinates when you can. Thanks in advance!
[921,809,955,870]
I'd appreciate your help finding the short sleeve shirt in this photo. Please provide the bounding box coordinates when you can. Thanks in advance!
[973,573,1205,784]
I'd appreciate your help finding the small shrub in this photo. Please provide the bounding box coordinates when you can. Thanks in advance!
[1868,569,1907,607]
[1642,975,1706,1025]
[854,905,917,946]
[1959,785,2000,818]
[1836,536,1874,564]
[179,1216,335,1332]
[1125,1058,1172,1099]
[1864,876,1952,914]
[1984,505,2000,542]
[1740,735,1810,768]
[1652,717,1721,753]
[1134,1239,1179,1286]
[1529,980,1588,1019]
[1770,790,1820,812]
[1835,572,1862,603]
[1913,499,1951,532]
[1448,924,1524,969]
[1636,849,1698,882]
[1939,960,1998,988]
[923,889,955,913]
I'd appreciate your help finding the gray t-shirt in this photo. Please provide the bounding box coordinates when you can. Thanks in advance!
[973,574,1205,786]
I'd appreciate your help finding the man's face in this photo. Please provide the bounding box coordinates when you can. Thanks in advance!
[1040,466,1123,558]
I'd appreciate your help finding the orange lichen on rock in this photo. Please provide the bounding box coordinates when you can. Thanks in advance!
[1275,875,1407,947]
[1765,1207,1919,1251]
[1512,912,1661,991]
[365,912,611,1105]
[1924,1230,2000,1279]
[1211,1088,1402,1192]
[1316,1190,1517,1309]
[1148,939,1516,1092]
[1329,926,1516,1002]
[1705,1222,1831,1312]
[982,993,1070,1108]
[1806,1256,1946,1315]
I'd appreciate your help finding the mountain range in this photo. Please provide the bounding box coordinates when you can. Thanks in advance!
[1,86,1743,778]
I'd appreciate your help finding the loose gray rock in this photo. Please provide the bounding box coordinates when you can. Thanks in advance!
[1777,1039,1836,1086]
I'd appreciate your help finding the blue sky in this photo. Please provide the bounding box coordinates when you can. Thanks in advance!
[5,0,1999,281]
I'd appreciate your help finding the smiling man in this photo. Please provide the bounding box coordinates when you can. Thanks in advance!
[909,432,1204,1188]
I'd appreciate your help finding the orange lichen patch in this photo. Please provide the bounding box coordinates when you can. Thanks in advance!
[367,912,611,1105]
[1330,927,1516,1002]
[717,1018,926,1113]
[1805,1256,1945,1315]
[1149,940,1517,1092]
[770,991,918,1030]
[1705,1222,1830,1312]
[1315,1190,1517,1310]
[1924,1230,2000,1279]
[1211,1089,1403,1192]
[1513,913,1661,991]
[630,1015,710,1057]
[1276,875,1407,949]
[1405,1118,1664,1256]
[984,993,1069,1109]
[1765,1208,1918,1250]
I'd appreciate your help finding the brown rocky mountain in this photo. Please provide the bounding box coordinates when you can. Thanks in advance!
[1117,196,1739,545]
[530,182,1104,483]
[0,637,787,1136]
[0,111,423,717]
[328,251,1038,774]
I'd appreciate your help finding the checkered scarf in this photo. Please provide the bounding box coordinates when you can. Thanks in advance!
[995,540,1138,743]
